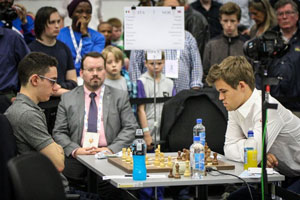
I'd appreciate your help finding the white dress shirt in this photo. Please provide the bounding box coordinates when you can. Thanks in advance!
[224,89,300,177]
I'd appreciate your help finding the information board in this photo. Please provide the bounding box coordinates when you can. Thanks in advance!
[124,6,184,50]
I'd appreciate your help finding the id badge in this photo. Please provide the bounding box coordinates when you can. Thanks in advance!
[82,132,99,148]
[165,60,179,79]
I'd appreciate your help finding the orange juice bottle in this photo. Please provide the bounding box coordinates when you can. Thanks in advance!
[244,130,257,170]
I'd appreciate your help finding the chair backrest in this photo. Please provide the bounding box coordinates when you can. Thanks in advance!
[161,88,228,154]
[7,152,66,200]
[0,114,17,200]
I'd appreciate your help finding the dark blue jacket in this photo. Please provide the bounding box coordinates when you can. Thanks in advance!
[256,22,300,111]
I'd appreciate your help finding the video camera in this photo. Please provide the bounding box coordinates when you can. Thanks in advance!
[0,6,17,28]
[243,30,289,62]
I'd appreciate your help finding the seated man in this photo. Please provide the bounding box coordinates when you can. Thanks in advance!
[206,56,300,198]
[5,52,67,188]
[53,52,137,199]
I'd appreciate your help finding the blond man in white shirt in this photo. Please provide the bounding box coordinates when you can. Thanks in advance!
[206,56,300,196]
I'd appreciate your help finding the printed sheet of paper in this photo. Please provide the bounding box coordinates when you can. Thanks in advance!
[82,132,99,148]
[124,7,184,50]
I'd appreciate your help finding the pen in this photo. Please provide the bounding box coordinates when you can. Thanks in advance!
[124,174,149,177]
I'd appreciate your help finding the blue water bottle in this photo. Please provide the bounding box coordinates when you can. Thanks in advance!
[132,129,147,181]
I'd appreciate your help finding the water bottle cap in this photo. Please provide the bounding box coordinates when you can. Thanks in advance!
[248,130,254,137]
[135,129,143,137]
[193,136,200,141]
[196,118,202,124]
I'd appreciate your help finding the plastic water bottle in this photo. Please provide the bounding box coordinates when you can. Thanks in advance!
[132,129,147,181]
[244,130,258,170]
[193,118,206,146]
[190,136,205,179]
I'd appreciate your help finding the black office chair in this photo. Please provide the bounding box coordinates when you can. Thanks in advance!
[7,152,68,200]
[161,88,228,154]
[0,114,17,200]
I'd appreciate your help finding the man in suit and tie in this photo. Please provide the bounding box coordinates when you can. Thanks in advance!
[53,51,137,199]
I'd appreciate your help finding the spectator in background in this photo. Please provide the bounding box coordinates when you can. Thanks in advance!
[59,0,103,30]
[57,0,105,83]
[0,13,30,113]
[97,22,112,47]
[30,6,77,96]
[256,0,300,113]
[0,0,35,44]
[249,0,277,38]
[190,0,222,38]
[29,6,78,134]
[203,2,249,83]
[215,0,254,35]
[138,0,156,6]
[130,0,203,93]
[107,17,124,50]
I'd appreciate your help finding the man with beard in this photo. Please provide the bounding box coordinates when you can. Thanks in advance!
[57,0,105,80]
[53,52,137,200]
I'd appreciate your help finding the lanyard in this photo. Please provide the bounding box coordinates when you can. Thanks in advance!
[84,85,105,132]
[69,26,83,64]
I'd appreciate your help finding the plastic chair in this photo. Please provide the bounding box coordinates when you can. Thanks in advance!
[8,152,69,200]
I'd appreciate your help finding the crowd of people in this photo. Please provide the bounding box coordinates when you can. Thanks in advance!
[1,0,300,200]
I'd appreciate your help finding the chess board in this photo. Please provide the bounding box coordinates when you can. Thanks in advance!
[107,156,235,173]
[108,156,173,173]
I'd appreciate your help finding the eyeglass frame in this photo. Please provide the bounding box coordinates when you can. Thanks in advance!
[38,75,57,86]
[277,10,297,17]
[82,67,104,73]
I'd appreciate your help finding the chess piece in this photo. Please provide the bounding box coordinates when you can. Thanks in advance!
[206,148,212,166]
[174,163,181,179]
[146,155,149,165]
[182,149,186,161]
[186,150,190,161]
[177,151,182,160]
[168,169,174,178]
[212,152,218,165]
[154,151,160,166]
[122,148,126,161]
[126,148,131,162]
[167,156,173,167]
[160,157,165,167]
[157,144,161,153]
[184,160,191,177]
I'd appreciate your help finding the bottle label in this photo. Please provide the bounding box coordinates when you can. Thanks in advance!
[194,152,205,171]
[244,147,254,164]
[200,132,205,138]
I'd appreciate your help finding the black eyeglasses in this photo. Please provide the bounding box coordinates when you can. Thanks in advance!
[38,75,57,86]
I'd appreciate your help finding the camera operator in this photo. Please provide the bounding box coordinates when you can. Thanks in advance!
[0,0,35,44]
[0,3,30,113]
[255,0,300,115]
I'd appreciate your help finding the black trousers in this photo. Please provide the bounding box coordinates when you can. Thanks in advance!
[64,156,132,200]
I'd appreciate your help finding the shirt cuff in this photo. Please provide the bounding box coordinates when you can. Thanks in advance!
[72,148,80,158]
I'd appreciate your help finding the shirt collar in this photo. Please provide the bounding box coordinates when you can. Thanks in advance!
[16,93,43,111]
[236,88,259,118]
[83,85,102,97]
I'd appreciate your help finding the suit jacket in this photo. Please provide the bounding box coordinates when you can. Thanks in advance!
[53,85,138,156]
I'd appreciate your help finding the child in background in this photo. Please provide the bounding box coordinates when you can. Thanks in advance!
[102,45,136,99]
[97,22,113,47]
[107,18,124,50]
[137,52,176,150]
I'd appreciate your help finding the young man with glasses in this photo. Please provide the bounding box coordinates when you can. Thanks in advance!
[53,52,137,200]
[256,0,300,115]
[5,52,68,189]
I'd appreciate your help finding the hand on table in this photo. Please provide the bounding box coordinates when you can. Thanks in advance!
[267,153,278,168]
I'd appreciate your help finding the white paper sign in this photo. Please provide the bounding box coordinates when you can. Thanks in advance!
[124,7,184,50]
[165,60,178,79]
[82,132,99,148]
[147,50,162,60]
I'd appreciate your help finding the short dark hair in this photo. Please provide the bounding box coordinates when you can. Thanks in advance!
[18,52,58,86]
[35,6,58,40]
[274,0,298,13]
[81,52,106,69]
[219,2,241,21]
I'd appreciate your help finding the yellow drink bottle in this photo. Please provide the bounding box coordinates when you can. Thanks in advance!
[244,130,257,170]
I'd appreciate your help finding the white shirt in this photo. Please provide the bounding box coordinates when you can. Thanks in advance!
[224,89,300,176]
